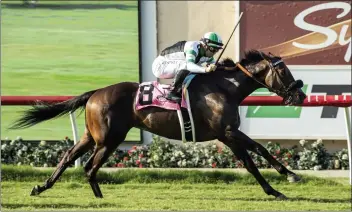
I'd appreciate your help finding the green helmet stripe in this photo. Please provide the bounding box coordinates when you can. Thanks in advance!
[209,33,219,43]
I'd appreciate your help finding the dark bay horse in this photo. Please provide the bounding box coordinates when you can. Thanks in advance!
[10,50,306,200]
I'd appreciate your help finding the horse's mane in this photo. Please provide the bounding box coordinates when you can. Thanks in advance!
[240,50,268,66]
[218,57,236,67]
[217,49,268,68]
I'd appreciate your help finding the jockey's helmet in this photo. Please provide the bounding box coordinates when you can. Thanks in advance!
[201,32,224,50]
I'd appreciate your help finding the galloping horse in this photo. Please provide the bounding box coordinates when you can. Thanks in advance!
[10,50,306,200]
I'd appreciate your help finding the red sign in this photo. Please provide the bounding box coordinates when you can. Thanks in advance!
[239,1,351,65]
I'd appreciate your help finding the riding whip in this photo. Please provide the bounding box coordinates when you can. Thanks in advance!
[215,12,244,66]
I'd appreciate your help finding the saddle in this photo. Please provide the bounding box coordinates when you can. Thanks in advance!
[135,74,197,142]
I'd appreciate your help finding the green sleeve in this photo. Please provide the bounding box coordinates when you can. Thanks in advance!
[207,57,216,64]
[185,49,197,63]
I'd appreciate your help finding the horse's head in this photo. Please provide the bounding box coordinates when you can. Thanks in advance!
[238,50,306,105]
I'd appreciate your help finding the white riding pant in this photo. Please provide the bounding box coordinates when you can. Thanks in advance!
[152,55,206,79]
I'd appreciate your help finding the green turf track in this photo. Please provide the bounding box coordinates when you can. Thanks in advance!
[1,166,351,211]
[3,182,350,211]
[1,1,141,141]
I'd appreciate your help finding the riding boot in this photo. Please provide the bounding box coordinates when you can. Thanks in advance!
[166,69,190,102]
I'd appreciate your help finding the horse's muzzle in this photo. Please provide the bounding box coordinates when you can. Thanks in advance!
[282,80,306,105]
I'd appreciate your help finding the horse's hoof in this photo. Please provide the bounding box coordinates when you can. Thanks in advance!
[30,185,40,196]
[287,174,301,183]
[276,194,288,201]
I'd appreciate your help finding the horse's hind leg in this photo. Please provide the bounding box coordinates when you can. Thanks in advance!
[84,115,130,198]
[230,130,300,183]
[84,135,126,198]
[30,128,95,196]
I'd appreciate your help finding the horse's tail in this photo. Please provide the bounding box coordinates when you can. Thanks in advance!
[9,89,98,130]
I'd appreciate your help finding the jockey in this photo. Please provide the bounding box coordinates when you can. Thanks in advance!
[152,32,224,102]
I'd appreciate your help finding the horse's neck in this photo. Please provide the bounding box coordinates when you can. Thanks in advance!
[217,69,262,104]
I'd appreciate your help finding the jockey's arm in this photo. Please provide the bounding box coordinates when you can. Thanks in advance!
[184,49,208,73]
[206,57,216,65]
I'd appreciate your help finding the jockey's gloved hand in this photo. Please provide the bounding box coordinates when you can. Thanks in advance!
[206,64,217,72]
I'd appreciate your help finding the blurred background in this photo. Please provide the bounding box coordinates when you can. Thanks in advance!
[1,0,141,142]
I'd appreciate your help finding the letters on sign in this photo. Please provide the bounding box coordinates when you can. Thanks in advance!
[293,2,351,62]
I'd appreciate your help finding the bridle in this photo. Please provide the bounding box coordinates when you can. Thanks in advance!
[234,52,303,97]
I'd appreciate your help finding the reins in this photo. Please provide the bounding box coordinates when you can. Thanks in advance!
[235,62,275,93]
[234,60,303,97]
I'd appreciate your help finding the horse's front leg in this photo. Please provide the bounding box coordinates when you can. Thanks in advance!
[229,129,301,183]
[219,131,288,200]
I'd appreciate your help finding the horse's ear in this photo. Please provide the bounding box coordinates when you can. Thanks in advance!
[269,52,282,60]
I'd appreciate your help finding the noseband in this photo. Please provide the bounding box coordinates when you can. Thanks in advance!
[235,53,303,97]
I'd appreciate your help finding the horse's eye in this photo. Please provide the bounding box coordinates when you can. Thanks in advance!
[278,68,285,75]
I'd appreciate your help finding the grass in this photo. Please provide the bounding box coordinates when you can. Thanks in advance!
[1,165,351,211]
[2,182,350,211]
[1,165,344,185]
[1,1,141,141]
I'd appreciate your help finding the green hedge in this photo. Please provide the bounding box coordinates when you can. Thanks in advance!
[1,135,349,170]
